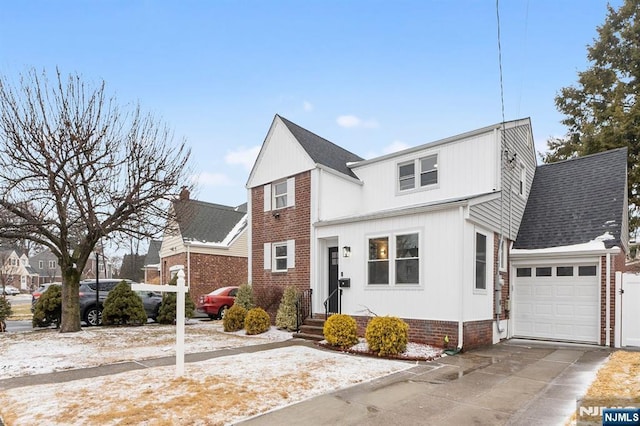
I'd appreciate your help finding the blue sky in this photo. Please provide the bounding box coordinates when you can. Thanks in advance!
[0,1,622,207]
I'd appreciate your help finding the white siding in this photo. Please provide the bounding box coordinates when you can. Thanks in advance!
[315,169,363,221]
[314,207,494,322]
[247,117,315,188]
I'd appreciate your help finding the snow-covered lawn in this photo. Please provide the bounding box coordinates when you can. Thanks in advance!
[0,321,436,425]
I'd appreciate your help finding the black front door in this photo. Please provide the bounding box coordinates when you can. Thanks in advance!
[328,247,339,313]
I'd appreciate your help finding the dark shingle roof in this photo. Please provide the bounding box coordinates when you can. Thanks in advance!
[278,115,364,178]
[145,240,161,265]
[173,199,247,244]
[514,148,627,250]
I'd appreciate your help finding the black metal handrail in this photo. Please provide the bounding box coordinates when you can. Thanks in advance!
[295,289,312,332]
[323,288,342,320]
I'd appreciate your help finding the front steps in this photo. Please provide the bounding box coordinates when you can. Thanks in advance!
[294,317,325,341]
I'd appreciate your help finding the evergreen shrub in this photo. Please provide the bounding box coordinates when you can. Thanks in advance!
[244,307,271,335]
[234,283,254,310]
[32,285,62,328]
[102,281,147,326]
[365,316,409,356]
[323,314,358,349]
[223,304,247,332]
[156,275,195,324]
[275,286,299,331]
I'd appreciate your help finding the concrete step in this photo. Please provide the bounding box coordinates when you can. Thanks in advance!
[293,332,325,342]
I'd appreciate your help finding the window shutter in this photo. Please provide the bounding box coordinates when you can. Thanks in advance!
[287,239,295,268]
[263,184,271,211]
[263,243,271,269]
[287,177,295,207]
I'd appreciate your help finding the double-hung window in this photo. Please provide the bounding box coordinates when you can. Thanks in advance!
[264,240,295,272]
[475,233,487,290]
[273,243,288,272]
[273,181,287,209]
[264,177,295,211]
[368,233,420,286]
[396,234,419,284]
[368,237,389,284]
[398,154,438,191]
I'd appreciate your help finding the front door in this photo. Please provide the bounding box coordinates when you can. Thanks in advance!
[328,247,339,313]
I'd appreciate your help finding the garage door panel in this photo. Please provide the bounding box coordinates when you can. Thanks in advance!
[514,264,599,344]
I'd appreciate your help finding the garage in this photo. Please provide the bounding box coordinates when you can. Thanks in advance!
[513,264,600,343]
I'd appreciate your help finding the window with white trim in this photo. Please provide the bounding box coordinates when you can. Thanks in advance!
[49,260,56,269]
[398,154,438,191]
[264,240,295,272]
[273,242,288,272]
[368,237,389,285]
[263,177,296,211]
[475,232,487,290]
[39,260,44,269]
[368,232,420,286]
[396,233,419,284]
[273,181,287,209]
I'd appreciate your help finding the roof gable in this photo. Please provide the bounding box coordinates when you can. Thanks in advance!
[278,116,363,178]
[144,240,161,266]
[514,148,628,250]
[173,199,247,244]
[246,115,363,188]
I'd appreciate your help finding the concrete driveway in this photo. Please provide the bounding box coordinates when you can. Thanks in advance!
[238,340,611,425]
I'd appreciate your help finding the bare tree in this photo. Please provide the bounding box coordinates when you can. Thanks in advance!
[0,69,192,332]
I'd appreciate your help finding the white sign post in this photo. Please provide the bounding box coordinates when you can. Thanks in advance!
[132,269,187,377]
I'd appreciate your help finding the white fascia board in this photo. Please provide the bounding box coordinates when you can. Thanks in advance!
[510,242,621,261]
[316,163,363,185]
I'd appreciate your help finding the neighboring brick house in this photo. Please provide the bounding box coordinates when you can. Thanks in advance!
[246,115,628,350]
[159,190,248,304]
[142,240,162,284]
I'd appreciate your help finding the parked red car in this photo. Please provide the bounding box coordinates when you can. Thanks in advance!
[197,286,239,319]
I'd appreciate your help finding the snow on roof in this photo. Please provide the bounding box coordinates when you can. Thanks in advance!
[511,232,620,257]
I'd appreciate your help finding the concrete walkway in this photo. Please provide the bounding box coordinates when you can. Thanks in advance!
[0,338,610,425]
[237,339,611,426]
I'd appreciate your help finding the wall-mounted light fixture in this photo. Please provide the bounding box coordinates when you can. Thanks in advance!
[342,246,351,257]
[272,211,280,218]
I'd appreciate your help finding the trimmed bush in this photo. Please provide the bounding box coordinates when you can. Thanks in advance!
[0,297,12,331]
[32,285,62,328]
[156,275,196,324]
[234,283,254,310]
[323,314,358,349]
[365,316,409,357]
[102,281,147,326]
[223,304,247,332]
[275,286,299,331]
[244,307,271,335]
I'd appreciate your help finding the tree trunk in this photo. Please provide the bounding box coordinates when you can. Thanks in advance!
[60,267,82,332]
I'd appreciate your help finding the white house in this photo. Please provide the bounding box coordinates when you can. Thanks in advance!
[246,115,546,350]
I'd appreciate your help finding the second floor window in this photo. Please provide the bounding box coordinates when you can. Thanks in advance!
[49,260,56,268]
[273,181,287,209]
[398,154,438,192]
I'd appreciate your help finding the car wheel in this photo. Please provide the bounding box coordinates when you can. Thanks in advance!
[151,305,160,322]
[218,305,229,320]
[85,306,102,326]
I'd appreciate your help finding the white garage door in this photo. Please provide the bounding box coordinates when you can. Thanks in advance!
[513,264,599,343]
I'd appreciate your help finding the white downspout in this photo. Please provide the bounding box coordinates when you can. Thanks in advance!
[605,253,611,347]
[458,205,465,350]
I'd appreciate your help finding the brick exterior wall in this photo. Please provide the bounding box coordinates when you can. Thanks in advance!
[599,250,626,346]
[463,320,494,350]
[161,252,247,304]
[344,315,492,349]
[251,171,312,319]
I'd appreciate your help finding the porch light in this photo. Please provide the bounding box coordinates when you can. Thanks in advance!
[342,246,351,257]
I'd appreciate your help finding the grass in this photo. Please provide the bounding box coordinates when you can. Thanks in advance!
[7,302,32,320]
[567,351,640,425]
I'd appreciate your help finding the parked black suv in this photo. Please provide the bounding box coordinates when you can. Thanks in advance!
[79,279,162,326]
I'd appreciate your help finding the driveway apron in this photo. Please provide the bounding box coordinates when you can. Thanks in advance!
[237,340,611,426]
